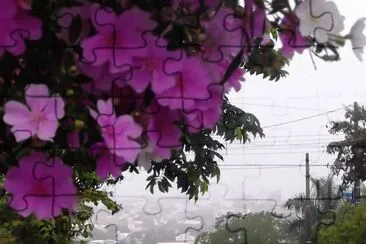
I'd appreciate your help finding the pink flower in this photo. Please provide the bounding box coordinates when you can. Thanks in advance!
[3,84,65,142]
[0,0,42,57]
[81,6,157,74]
[279,14,311,59]
[89,98,117,126]
[184,84,223,133]
[3,152,77,220]
[57,0,95,44]
[201,7,243,62]
[128,34,183,94]
[89,99,143,162]
[155,55,213,110]
[90,142,128,180]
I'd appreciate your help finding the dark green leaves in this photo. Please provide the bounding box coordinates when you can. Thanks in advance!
[214,98,265,143]
[270,0,290,14]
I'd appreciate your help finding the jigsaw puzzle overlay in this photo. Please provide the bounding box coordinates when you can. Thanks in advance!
[0,0,365,243]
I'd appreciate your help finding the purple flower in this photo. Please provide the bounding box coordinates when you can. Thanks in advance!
[3,84,65,142]
[90,142,128,180]
[77,61,127,95]
[127,33,183,94]
[172,0,221,10]
[206,59,245,93]
[3,152,77,219]
[16,0,31,10]
[0,0,42,57]
[89,98,117,126]
[89,98,143,162]
[67,131,81,149]
[81,6,157,74]
[243,0,269,39]
[57,0,95,44]
[201,7,243,62]
[146,106,182,159]
[279,14,311,59]
[184,85,223,133]
[155,55,213,110]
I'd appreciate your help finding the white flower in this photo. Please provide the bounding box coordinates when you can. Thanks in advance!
[347,18,366,61]
[295,0,345,43]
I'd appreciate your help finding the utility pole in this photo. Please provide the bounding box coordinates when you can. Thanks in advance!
[305,153,312,244]
[353,102,361,204]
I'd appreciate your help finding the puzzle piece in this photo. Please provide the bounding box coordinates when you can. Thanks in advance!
[0,0,42,57]
[79,4,156,72]
[93,208,129,243]
[295,0,343,44]
[56,0,94,46]
[3,1,361,243]
[75,3,242,134]
[5,151,77,219]
[106,170,207,242]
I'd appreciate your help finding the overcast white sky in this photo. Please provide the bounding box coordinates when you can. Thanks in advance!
[110,1,366,211]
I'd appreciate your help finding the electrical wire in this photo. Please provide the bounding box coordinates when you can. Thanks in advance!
[262,106,350,129]
[219,163,328,167]
[186,150,325,155]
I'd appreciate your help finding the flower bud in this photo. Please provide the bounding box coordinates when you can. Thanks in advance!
[74,119,85,130]
[66,89,74,96]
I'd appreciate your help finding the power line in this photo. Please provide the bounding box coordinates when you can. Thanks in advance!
[262,106,350,129]
[219,163,329,167]
[240,101,366,129]
[211,133,343,139]
[229,141,338,147]
[220,166,327,170]
[227,146,327,151]
[187,150,325,155]
[231,102,333,112]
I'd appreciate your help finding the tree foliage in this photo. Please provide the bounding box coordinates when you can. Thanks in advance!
[284,175,342,243]
[318,203,366,244]
[194,211,295,244]
[327,103,366,185]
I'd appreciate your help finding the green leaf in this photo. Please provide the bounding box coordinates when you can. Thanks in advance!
[211,167,221,183]
[234,127,243,141]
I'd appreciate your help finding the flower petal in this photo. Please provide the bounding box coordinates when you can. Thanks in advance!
[36,120,59,141]
[11,122,37,142]
[25,84,50,112]
[44,96,65,120]
[3,101,31,125]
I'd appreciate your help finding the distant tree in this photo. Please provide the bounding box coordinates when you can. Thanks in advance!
[327,102,366,185]
[318,203,366,244]
[284,174,343,243]
[194,211,294,244]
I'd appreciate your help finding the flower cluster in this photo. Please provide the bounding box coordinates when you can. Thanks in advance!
[0,0,42,57]
[0,0,365,220]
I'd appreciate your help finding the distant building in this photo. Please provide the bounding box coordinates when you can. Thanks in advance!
[158,242,193,244]
[175,233,195,242]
